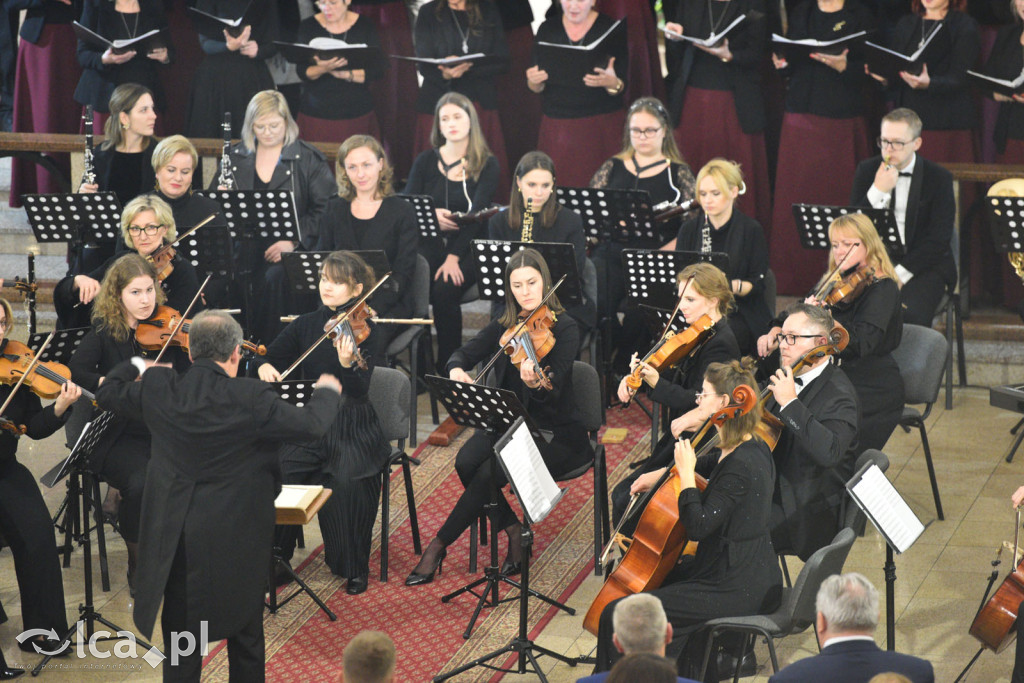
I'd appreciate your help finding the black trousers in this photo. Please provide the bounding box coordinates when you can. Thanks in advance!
[900,268,949,327]
[98,434,150,543]
[0,457,69,634]
[161,538,264,682]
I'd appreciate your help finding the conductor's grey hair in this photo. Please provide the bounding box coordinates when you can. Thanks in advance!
[189,310,243,362]
[612,594,668,654]
[816,572,879,632]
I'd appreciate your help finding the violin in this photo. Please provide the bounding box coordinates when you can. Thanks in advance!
[623,313,716,405]
[822,266,876,308]
[499,305,557,390]
[144,213,218,282]
[324,301,375,371]
[584,383,759,635]
[0,338,96,402]
[135,305,267,356]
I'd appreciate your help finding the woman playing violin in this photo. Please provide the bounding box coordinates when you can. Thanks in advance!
[405,248,593,586]
[255,250,389,595]
[758,213,904,452]
[0,298,83,655]
[69,254,190,594]
[611,262,740,526]
[54,194,202,329]
[595,358,782,674]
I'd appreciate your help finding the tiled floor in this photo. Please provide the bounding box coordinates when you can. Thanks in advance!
[3,385,1024,681]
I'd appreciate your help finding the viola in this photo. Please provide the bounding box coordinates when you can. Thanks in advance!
[0,338,96,402]
[584,384,759,635]
[623,314,716,404]
[135,305,267,356]
[499,305,557,390]
[324,301,375,370]
[823,266,876,307]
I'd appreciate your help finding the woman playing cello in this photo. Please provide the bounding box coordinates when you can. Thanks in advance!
[595,358,782,675]
[405,247,593,585]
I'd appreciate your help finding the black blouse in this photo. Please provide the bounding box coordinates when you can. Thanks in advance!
[830,275,903,376]
[590,156,697,243]
[984,22,1024,151]
[91,140,157,206]
[296,15,384,120]
[413,0,510,113]
[487,205,588,277]
[531,12,628,119]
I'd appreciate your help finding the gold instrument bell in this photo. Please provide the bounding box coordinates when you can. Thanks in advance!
[989,178,1024,282]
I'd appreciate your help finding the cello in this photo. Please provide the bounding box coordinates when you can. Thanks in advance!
[583,383,759,635]
[969,507,1024,653]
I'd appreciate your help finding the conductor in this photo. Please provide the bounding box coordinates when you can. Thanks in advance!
[95,310,342,681]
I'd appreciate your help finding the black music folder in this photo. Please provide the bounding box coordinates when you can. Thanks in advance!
[662,14,746,47]
[275,39,386,71]
[968,69,1024,98]
[864,26,941,82]
[771,30,869,62]
[392,53,510,70]
[73,22,169,54]
[535,19,624,88]
[187,2,262,39]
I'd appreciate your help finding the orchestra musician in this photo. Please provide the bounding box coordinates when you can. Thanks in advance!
[69,254,190,595]
[54,194,202,330]
[150,135,225,236]
[1010,485,1024,683]
[611,262,740,527]
[759,213,904,453]
[671,158,772,356]
[256,251,390,594]
[595,358,782,675]
[0,298,82,656]
[405,248,593,586]
[317,135,419,351]
[405,92,500,372]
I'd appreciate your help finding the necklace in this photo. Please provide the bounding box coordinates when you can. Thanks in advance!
[325,10,351,41]
[120,8,139,39]
[707,0,732,39]
[448,6,469,54]
[919,17,943,50]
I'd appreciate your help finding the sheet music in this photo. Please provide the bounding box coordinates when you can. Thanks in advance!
[849,465,924,554]
[496,420,565,525]
[275,485,323,510]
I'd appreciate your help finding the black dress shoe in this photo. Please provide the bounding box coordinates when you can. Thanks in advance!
[0,666,24,680]
[404,548,447,586]
[716,649,756,680]
[500,559,522,576]
[346,575,369,595]
[17,637,70,658]
[273,560,295,588]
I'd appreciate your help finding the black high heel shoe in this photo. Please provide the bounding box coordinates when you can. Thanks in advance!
[404,547,447,586]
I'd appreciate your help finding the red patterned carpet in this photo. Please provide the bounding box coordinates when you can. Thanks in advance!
[200,401,652,682]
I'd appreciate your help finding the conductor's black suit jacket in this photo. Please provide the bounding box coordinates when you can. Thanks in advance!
[96,358,340,640]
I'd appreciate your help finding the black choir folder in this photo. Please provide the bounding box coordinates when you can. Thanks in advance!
[661,14,746,48]
[846,462,924,554]
[863,25,942,82]
[187,2,263,39]
[392,53,510,70]
[535,19,625,88]
[73,22,169,54]
[968,69,1024,97]
[275,38,386,71]
[771,30,869,62]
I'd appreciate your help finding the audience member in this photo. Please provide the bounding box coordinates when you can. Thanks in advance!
[342,630,396,683]
[605,653,681,683]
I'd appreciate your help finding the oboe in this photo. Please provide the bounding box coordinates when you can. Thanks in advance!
[520,198,534,241]
[82,105,96,187]
[218,112,235,190]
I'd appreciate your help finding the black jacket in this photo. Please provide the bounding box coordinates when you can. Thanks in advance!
[985,22,1024,152]
[850,154,956,283]
[95,358,339,641]
[768,640,934,683]
[10,0,80,44]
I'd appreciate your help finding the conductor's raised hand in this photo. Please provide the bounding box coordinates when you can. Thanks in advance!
[449,367,474,384]
[314,373,343,394]
[54,381,82,417]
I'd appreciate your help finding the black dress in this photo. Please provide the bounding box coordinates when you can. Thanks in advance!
[295,14,384,122]
[985,22,1024,155]
[404,149,500,369]
[184,0,277,139]
[830,276,904,452]
[258,304,390,579]
[597,438,782,671]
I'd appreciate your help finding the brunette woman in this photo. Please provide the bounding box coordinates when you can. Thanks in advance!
[527,0,628,188]
[405,248,594,585]
[318,135,419,352]
[673,159,772,355]
[295,0,386,143]
[759,213,904,452]
[404,92,500,371]
[256,251,389,594]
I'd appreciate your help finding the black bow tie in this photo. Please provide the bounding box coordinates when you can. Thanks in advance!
[898,171,912,177]
[794,376,804,386]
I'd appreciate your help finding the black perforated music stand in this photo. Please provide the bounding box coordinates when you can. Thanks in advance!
[396,193,442,239]
[986,194,1024,254]
[176,225,235,280]
[792,204,904,258]
[29,327,90,365]
[280,250,390,294]
[621,249,730,311]
[470,240,582,306]
[639,303,685,338]
[555,186,661,243]
[22,192,122,272]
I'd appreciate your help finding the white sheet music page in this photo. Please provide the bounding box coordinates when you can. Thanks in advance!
[497,421,564,525]
[850,465,924,553]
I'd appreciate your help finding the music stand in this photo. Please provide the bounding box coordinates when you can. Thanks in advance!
[555,186,661,244]
[263,381,338,620]
[470,240,582,306]
[21,192,122,273]
[622,249,730,311]
[29,327,90,365]
[434,417,577,682]
[280,250,390,294]
[396,194,442,239]
[639,303,685,338]
[791,204,904,258]
[422,375,573,640]
[33,411,157,676]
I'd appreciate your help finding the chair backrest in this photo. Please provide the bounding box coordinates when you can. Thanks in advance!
[891,323,948,405]
[783,527,857,630]
[572,361,603,434]
[409,254,431,318]
[582,257,598,308]
[764,267,777,317]
[844,449,890,531]
[368,366,412,443]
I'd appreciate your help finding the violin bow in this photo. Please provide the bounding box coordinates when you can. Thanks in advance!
[167,213,218,248]
[0,331,55,422]
[279,272,392,381]
[473,273,567,383]
[153,274,211,364]
[809,247,854,302]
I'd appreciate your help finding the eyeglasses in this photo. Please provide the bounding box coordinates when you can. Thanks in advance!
[877,137,915,150]
[695,390,720,403]
[128,224,164,236]
[830,240,861,251]
[775,333,822,346]
[629,127,662,139]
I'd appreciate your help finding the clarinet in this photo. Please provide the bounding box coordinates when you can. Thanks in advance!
[218,112,235,190]
[82,105,96,187]
[520,198,534,242]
